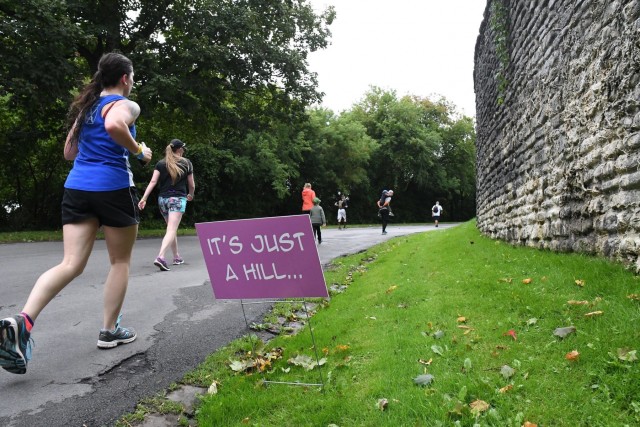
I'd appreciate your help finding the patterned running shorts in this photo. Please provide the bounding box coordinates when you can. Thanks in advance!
[158,196,187,219]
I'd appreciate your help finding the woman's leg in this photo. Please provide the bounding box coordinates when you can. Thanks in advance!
[157,212,183,260]
[102,224,138,330]
[159,214,180,260]
[381,211,389,233]
[171,233,180,260]
[22,219,99,321]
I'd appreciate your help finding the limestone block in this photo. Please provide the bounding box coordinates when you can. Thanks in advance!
[602,214,619,232]
[623,0,640,22]
[550,221,570,237]
[631,111,640,129]
[618,170,640,190]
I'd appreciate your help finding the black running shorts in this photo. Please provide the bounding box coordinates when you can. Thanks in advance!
[61,187,140,227]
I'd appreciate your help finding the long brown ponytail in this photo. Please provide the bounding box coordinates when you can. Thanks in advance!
[66,53,133,145]
[164,145,187,184]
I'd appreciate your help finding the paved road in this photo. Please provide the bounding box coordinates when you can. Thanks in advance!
[0,222,456,426]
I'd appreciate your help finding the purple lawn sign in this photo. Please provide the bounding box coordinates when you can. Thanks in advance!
[195,215,328,299]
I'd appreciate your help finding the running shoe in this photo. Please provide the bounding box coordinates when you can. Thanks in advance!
[173,257,184,265]
[97,316,137,349]
[0,315,33,374]
[154,256,170,271]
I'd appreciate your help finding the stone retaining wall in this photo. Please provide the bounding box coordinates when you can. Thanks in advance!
[474,0,640,269]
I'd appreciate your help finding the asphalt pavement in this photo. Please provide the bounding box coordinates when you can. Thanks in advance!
[0,222,456,426]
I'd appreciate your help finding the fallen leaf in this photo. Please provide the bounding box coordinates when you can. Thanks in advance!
[503,329,517,341]
[499,384,513,393]
[565,350,580,361]
[457,316,467,323]
[498,277,513,283]
[287,355,326,371]
[376,398,389,411]
[335,344,350,352]
[553,326,576,339]
[584,310,603,317]
[431,345,444,356]
[523,422,538,427]
[418,358,433,366]
[256,358,272,372]
[229,359,255,372]
[526,318,538,326]
[448,400,468,417]
[628,294,640,301]
[386,285,398,294]
[501,365,516,379]
[522,278,532,284]
[433,330,445,339]
[567,300,589,305]
[207,380,219,395]
[617,348,638,362]
[242,418,250,424]
[469,399,490,415]
[575,279,585,287]
[322,347,329,355]
[413,374,435,386]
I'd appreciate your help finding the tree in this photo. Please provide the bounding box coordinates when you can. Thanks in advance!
[0,0,335,229]
[291,108,375,221]
[439,116,476,217]
[349,87,476,222]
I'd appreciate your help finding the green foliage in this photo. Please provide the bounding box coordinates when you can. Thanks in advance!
[293,108,376,220]
[0,0,335,229]
[489,0,510,105]
[347,87,476,222]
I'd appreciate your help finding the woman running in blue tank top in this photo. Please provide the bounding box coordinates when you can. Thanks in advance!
[0,53,153,375]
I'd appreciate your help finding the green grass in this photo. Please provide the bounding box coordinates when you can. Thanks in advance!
[172,220,640,427]
[0,224,385,244]
[0,228,196,243]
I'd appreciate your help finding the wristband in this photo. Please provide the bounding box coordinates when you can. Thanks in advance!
[135,143,146,160]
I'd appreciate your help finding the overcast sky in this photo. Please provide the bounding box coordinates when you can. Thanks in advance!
[307,0,487,117]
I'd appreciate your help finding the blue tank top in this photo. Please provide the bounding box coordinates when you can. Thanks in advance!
[65,95,136,191]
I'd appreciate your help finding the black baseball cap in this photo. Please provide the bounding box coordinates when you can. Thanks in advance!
[170,139,186,150]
